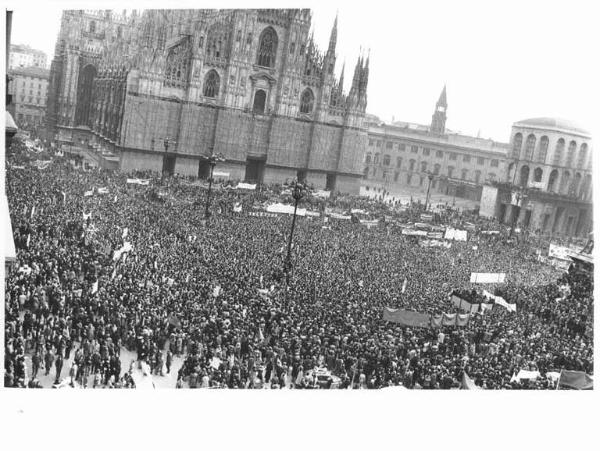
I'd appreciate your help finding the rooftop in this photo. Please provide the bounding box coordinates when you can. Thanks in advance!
[9,66,50,79]
[513,117,590,137]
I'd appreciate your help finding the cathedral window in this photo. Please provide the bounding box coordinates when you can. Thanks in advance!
[577,143,588,168]
[257,27,278,68]
[203,70,220,98]
[512,133,522,159]
[433,164,440,175]
[524,134,536,160]
[299,88,314,114]
[165,39,191,87]
[89,21,96,33]
[565,140,577,166]
[253,90,267,114]
[537,136,549,163]
[552,138,565,165]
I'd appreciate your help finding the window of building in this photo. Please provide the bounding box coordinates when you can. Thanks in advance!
[553,138,565,165]
[474,170,481,184]
[28,96,32,103]
[538,136,549,163]
[203,70,220,98]
[366,153,372,164]
[289,42,295,54]
[165,39,191,86]
[299,88,314,114]
[436,150,443,158]
[410,145,418,153]
[565,140,577,166]
[398,143,406,151]
[449,152,457,161]
[477,157,484,165]
[578,143,588,168]
[533,167,543,183]
[488,173,496,182]
[374,153,380,164]
[383,154,391,166]
[376,141,382,148]
[384,141,392,149]
[396,157,402,168]
[422,147,430,156]
[253,89,267,114]
[447,166,454,178]
[409,159,415,171]
[524,134,536,160]
[512,133,523,159]
[432,164,441,175]
[461,169,468,180]
[368,139,374,146]
[490,159,499,167]
[89,21,96,33]
[394,172,399,182]
[421,162,427,172]
[257,27,278,68]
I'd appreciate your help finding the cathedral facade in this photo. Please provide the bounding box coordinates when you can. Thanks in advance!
[46,9,369,193]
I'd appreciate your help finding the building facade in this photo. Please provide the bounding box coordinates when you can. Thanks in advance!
[9,44,47,69]
[363,87,510,201]
[481,118,593,237]
[7,66,50,129]
[46,9,368,193]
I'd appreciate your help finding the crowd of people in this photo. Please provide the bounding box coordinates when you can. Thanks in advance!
[4,137,593,389]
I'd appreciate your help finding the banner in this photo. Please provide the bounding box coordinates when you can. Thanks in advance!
[233,203,242,213]
[430,313,470,327]
[558,370,593,390]
[511,191,523,207]
[84,190,94,197]
[511,370,540,382]
[402,229,427,236]
[329,213,351,220]
[212,171,230,178]
[444,228,467,241]
[126,178,151,186]
[314,190,331,199]
[97,187,109,194]
[83,212,92,221]
[382,308,431,328]
[548,243,574,261]
[236,182,256,190]
[266,203,307,216]
[470,273,506,284]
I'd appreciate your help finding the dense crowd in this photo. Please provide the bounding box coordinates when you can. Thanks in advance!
[4,139,593,389]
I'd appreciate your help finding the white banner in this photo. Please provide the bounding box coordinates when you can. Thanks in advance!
[266,203,307,216]
[97,187,109,194]
[84,190,94,197]
[212,171,230,178]
[236,182,256,190]
[444,228,468,241]
[126,178,151,186]
[483,290,516,312]
[548,243,574,261]
[314,190,331,199]
[470,273,506,284]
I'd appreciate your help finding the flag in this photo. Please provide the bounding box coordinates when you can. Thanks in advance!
[154,260,158,270]
[111,267,117,280]
[167,314,182,328]
[461,372,480,390]
[61,191,67,204]
[83,212,92,221]
[401,278,407,294]
[26,234,31,248]
[122,228,128,239]
[91,280,99,294]
[97,187,109,194]
[30,205,35,218]
[84,190,94,197]
[213,285,221,297]
[358,280,364,288]
[167,278,174,287]
[113,195,118,203]
[558,370,593,390]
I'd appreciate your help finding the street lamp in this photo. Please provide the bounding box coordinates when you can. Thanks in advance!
[283,180,308,283]
[201,152,226,221]
[424,172,435,211]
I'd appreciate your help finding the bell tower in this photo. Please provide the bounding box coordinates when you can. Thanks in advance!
[430,84,447,134]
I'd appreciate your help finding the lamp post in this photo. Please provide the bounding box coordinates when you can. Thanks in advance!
[201,152,225,221]
[283,180,307,283]
[424,172,435,212]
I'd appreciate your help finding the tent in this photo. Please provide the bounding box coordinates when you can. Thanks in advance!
[1,197,17,272]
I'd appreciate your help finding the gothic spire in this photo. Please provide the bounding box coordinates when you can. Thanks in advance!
[328,12,338,54]
[437,84,447,107]
[338,61,345,93]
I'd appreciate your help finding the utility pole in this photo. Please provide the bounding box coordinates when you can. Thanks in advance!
[283,180,307,284]
[201,152,225,222]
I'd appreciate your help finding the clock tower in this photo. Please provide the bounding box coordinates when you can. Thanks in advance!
[430,84,447,134]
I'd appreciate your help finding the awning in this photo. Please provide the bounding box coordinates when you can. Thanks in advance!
[1,196,17,265]
[5,110,18,134]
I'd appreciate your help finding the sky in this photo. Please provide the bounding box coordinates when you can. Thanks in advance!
[7,0,599,142]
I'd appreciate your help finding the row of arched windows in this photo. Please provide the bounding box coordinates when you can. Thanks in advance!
[516,164,592,200]
[512,132,589,168]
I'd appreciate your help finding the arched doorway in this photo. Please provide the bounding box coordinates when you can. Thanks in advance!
[75,64,97,126]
